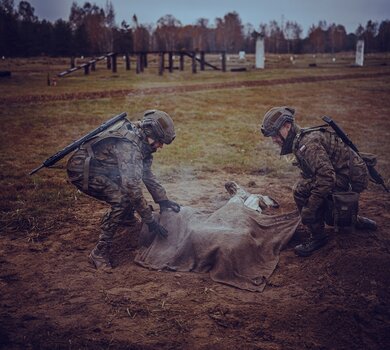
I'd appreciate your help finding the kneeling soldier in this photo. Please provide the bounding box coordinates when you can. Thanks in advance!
[67,110,180,269]
[260,106,376,257]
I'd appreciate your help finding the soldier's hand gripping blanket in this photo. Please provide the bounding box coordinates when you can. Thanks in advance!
[158,199,181,213]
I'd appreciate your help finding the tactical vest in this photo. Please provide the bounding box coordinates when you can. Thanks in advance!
[292,126,335,179]
[293,126,368,192]
[70,120,142,191]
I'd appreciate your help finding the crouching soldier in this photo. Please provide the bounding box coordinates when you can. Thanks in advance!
[67,110,181,269]
[260,106,377,257]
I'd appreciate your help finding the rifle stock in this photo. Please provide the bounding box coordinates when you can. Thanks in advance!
[322,116,389,192]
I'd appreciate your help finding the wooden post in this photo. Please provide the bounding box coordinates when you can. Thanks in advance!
[140,53,144,72]
[112,53,117,73]
[200,51,205,71]
[70,56,75,68]
[143,53,148,68]
[221,51,226,72]
[84,64,90,75]
[158,52,164,75]
[192,51,197,73]
[106,55,111,69]
[169,52,173,73]
[180,52,184,71]
[91,60,96,71]
[125,53,130,70]
[136,54,141,74]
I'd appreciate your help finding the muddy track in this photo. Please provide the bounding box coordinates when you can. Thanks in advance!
[3,71,390,105]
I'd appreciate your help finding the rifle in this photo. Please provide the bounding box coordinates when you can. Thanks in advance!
[29,112,128,175]
[322,116,389,192]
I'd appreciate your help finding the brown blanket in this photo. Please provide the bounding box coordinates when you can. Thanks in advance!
[135,201,300,292]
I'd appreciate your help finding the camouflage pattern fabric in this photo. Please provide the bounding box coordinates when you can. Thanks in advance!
[292,126,369,229]
[67,120,168,244]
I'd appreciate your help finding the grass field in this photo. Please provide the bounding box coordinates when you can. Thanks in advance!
[2,52,390,232]
[1,53,390,349]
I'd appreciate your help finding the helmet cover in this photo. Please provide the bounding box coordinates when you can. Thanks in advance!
[142,110,176,144]
[260,106,295,137]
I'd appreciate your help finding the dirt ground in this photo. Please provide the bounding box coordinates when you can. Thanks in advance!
[1,167,390,349]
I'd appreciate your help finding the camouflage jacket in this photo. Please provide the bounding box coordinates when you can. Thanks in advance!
[293,126,368,210]
[67,120,168,223]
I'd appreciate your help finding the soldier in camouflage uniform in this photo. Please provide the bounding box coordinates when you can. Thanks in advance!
[260,106,377,257]
[67,110,180,269]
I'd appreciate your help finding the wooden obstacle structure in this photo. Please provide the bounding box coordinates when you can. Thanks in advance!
[155,50,226,75]
[57,52,117,77]
[57,50,229,78]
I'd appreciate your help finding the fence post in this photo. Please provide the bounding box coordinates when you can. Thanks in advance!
[70,56,75,68]
[91,60,96,71]
[106,55,111,69]
[143,53,148,68]
[125,53,130,70]
[169,52,173,73]
[192,51,197,73]
[180,52,184,71]
[200,51,205,71]
[140,53,144,72]
[112,53,117,73]
[221,51,226,72]
[84,64,90,75]
[136,54,141,74]
[159,52,164,75]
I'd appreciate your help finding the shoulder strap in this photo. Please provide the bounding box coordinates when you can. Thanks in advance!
[294,124,330,151]
[86,120,140,147]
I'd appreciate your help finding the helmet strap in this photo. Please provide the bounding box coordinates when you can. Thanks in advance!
[280,123,297,155]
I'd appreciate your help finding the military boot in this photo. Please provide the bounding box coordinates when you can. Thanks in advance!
[294,222,328,257]
[294,234,328,257]
[355,216,377,231]
[89,241,112,269]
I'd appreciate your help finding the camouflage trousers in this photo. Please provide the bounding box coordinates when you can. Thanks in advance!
[68,172,136,245]
[293,176,352,235]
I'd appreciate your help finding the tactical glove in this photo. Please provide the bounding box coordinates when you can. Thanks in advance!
[301,206,317,225]
[158,199,181,213]
[147,220,168,239]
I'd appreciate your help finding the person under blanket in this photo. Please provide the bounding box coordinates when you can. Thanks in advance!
[135,181,300,292]
[225,181,279,212]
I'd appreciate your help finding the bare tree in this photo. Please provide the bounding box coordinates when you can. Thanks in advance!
[308,21,328,53]
[284,21,302,53]
[132,14,151,51]
[377,20,390,51]
[267,20,284,53]
[327,23,347,53]
[154,14,182,51]
[18,0,37,22]
[103,0,115,51]
[363,20,378,51]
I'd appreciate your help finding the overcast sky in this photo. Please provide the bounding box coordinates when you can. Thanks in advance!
[28,0,390,35]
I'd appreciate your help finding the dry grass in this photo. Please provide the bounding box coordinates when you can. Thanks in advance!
[1,53,390,235]
[1,52,389,98]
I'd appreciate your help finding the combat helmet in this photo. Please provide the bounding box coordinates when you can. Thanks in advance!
[141,110,176,144]
[260,106,295,137]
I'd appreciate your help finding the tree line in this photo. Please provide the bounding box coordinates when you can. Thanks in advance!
[1,0,390,57]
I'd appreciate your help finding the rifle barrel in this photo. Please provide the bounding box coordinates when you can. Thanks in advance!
[29,112,127,176]
[29,164,45,176]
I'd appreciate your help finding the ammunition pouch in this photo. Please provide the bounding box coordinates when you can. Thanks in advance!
[324,191,359,232]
